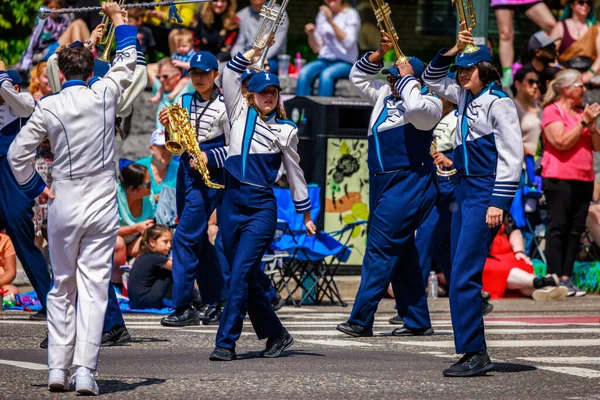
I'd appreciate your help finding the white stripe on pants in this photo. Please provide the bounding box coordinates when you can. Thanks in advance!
[47,171,119,370]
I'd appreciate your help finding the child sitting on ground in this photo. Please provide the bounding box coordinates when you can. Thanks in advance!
[148,29,195,103]
[128,225,174,309]
[0,232,19,298]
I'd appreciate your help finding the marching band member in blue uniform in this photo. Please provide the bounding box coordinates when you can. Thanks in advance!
[0,67,51,321]
[158,51,228,327]
[337,32,443,338]
[423,24,523,377]
[8,2,138,394]
[209,45,316,361]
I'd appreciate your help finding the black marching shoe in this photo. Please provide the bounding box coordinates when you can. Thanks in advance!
[101,325,132,347]
[202,302,225,325]
[388,315,404,325]
[443,350,495,377]
[261,329,294,358]
[336,321,373,337]
[30,310,47,321]
[209,346,237,361]
[391,325,434,336]
[482,298,494,316]
[40,333,49,349]
[160,306,200,327]
[271,292,286,311]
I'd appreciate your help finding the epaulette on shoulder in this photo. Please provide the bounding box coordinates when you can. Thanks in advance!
[275,118,298,129]
[489,83,508,99]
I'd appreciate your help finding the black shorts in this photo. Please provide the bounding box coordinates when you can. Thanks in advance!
[493,1,543,12]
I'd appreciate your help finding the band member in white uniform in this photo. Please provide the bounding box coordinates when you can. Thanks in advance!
[8,2,138,395]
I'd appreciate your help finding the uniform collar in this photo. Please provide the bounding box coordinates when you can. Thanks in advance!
[61,80,87,89]
[265,110,277,123]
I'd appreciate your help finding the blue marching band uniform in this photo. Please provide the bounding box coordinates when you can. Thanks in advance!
[337,53,443,337]
[423,46,523,375]
[161,52,227,327]
[209,53,312,360]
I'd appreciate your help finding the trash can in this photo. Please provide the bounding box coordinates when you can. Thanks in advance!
[284,96,373,270]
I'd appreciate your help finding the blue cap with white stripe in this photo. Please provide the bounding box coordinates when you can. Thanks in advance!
[189,51,218,72]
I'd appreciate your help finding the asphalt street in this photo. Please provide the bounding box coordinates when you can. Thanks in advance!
[1,297,599,399]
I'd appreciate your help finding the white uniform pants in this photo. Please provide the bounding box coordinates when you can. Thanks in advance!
[47,171,119,370]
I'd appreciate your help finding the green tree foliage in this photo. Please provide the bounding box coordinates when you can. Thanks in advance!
[0,0,43,67]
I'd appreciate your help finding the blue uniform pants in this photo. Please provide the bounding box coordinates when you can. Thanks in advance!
[216,174,283,349]
[0,157,51,310]
[415,176,457,285]
[172,157,225,307]
[449,176,500,354]
[104,282,125,331]
[349,167,437,330]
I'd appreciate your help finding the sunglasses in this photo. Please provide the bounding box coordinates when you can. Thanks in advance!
[574,0,591,5]
[156,73,178,80]
[572,83,585,88]
[137,181,152,190]
[526,78,539,86]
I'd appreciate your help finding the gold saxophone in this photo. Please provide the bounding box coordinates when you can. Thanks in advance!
[165,104,225,189]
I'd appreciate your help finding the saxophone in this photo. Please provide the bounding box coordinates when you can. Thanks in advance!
[166,104,225,189]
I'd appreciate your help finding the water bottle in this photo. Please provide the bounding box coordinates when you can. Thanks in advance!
[428,271,438,300]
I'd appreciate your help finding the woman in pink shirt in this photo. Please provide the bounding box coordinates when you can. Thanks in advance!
[541,68,600,297]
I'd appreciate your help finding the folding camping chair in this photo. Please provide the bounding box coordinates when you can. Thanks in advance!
[269,184,366,307]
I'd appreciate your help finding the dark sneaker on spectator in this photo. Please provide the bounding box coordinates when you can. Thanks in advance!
[443,350,495,377]
[202,302,225,325]
[261,329,294,358]
[271,292,286,311]
[101,325,131,347]
[532,286,568,301]
[30,310,47,321]
[388,315,403,325]
[209,346,236,361]
[482,299,493,316]
[336,321,373,337]
[392,325,434,336]
[40,333,48,349]
[561,278,586,297]
[161,306,200,326]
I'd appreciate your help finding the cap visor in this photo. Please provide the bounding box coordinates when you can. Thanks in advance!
[253,83,282,93]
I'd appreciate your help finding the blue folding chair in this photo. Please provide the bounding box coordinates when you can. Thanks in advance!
[270,184,366,306]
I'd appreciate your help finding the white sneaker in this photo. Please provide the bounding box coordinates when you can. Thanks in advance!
[532,286,569,301]
[74,369,99,396]
[48,368,69,392]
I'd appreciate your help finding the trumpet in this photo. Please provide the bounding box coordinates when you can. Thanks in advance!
[96,0,125,63]
[452,0,479,53]
[249,0,290,72]
[368,0,406,62]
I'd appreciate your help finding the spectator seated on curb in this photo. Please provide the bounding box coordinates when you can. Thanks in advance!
[114,164,156,286]
[136,129,179,204]
[483,214,568,301]
[0,232,19,298]
[128,225,174,309]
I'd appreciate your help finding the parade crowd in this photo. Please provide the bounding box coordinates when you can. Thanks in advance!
[1,0,600,394]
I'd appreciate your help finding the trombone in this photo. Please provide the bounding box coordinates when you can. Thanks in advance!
[452,0,479,53]
[249,0,290,72]
[368,0,406,62]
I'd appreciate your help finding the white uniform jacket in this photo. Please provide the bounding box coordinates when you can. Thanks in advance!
[223,52,311,213]
[351,53,443,173]
[8,25,139,199]
[47,42,147,119]
[422,49,524,211]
